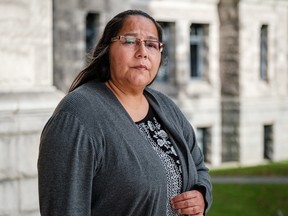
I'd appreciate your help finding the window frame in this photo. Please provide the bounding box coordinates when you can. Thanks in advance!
[189,23,209,80]
[196,127,212,163]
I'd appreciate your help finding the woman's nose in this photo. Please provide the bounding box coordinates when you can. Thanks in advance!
[135,42,148,58]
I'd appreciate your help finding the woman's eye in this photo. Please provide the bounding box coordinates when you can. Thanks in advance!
[146,41,158,49]
[124,38,136,44]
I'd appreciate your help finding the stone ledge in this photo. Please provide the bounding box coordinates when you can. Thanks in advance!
[0,88,64,114]
[0,89,64,134]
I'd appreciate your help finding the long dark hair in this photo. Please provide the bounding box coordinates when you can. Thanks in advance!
[69,9,164,92]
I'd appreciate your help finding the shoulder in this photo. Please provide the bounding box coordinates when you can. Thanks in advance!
[54,82,109,115]
[49,82,111,132]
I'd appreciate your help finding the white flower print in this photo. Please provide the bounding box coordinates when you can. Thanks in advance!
[148,120,155,131]
[157,130,168,139]
[170,146,177,156]
[136,114,183,216]
[157,139,165,147]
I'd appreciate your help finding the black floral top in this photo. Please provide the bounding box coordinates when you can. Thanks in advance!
[136,106,183,216]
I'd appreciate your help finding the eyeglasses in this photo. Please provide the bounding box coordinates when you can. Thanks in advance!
[111,35,164,53]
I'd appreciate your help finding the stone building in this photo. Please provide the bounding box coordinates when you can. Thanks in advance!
[53,0,288,166]
[0,0,288,215]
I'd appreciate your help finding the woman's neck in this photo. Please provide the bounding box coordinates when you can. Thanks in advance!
[105,80,149,122]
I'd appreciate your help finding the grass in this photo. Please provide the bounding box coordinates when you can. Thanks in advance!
[207,160,288,216]
[209,160,288,177]
[208,183,288,216]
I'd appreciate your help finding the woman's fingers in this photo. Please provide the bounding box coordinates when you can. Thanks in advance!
[177,205,201,215]
[171,190,205,215]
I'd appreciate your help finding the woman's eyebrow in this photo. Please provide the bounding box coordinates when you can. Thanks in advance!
[123,33,159,40]
[123,32,138,37]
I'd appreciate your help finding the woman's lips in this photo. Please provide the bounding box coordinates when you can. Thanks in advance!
[133,64,148,70]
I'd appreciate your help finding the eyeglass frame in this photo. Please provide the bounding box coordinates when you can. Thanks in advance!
[111,35,164,53]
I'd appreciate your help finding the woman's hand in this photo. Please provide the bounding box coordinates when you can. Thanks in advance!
[170,190,205,216]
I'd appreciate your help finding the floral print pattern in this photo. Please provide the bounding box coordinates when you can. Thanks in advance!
[136,110,183,216]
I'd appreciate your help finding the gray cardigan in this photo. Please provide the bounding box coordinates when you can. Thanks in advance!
[38,81,212,216]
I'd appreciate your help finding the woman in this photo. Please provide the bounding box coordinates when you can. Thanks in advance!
[38,9,212,216]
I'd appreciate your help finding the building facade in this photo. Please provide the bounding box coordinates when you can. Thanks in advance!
[53,0,288,166]
[0,0,288,215]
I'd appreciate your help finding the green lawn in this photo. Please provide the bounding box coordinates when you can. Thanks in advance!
[209,160,288,177]
[207,161,288,216]
[208,183,288,216]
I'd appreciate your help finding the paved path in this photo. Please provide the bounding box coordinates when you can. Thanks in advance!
[211,176,288,184]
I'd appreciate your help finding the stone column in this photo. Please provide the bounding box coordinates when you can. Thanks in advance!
[0,0,63,215]
[218,0,240,162]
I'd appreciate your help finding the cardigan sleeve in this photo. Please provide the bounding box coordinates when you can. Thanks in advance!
[38,111,97,216]
[183,117,213,213]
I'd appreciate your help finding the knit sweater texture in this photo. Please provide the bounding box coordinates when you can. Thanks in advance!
[38,81,212,216]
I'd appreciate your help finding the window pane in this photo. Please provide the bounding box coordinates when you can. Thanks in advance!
[264,124,273,160]
[190,24,208,79]
[260,25,268,81]
[86,13,99,52]
[156,22,171,82]
[197,127,211,163]
[190,44,198,77]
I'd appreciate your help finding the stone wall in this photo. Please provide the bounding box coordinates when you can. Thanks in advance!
[0,0,63,215]
[239,0,288,164]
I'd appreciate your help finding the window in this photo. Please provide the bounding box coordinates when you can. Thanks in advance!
[260,25,268,81]
[190,24,209,79]
[197,127,211,163]
[86,13,99,52]
[263,124,273,160]
[156,22,175,83]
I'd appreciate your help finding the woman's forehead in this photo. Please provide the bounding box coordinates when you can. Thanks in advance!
[118,15,158,38]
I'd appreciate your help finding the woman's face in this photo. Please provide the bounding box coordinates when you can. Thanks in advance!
[109,15,162,91]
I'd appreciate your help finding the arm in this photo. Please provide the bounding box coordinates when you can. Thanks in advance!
[172,113,212,215]
[38,112,96,216]
[189,126,212,213]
